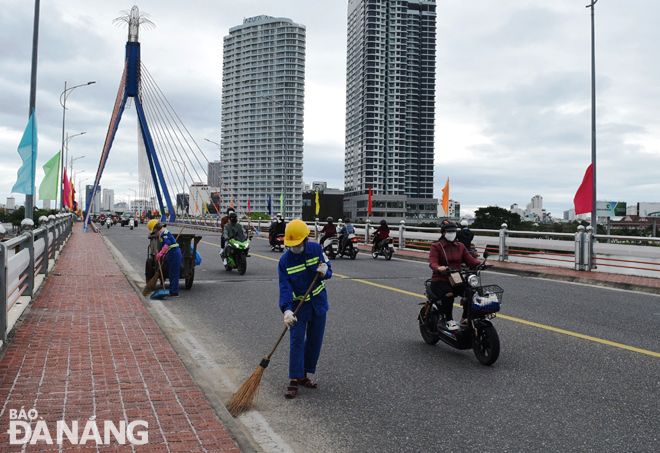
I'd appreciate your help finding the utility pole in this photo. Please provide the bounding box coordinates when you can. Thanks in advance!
[25,0,40,219]
[587,0,598,229]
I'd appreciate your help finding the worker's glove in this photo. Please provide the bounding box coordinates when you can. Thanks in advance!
[317,262,328,276]
[284,310,297,327]
[156,251,165,261]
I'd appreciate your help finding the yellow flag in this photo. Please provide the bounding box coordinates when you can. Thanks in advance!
[315,189,320,215]
[441,178,449,216]
[203,202,208,215]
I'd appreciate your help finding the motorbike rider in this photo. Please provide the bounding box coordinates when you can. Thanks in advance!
[220,207,235,248]
[318,217,337,247]
[269,213,287,249]
[372,219,390,252]
[337,218,355,253]
[149,220,183,298]
[221,211,246,266]
[428,220,481,330]
[278,219,332,399]
[457,219,475,252]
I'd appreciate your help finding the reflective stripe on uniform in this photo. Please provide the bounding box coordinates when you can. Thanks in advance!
[306,256,319,266]
[293,280,325,300]
[287,264,306,274]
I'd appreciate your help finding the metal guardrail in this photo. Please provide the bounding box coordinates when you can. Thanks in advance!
[171,217,660,278]
[0,213,74,341]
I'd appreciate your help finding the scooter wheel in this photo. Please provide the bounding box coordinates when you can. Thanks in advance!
[473,325,500,366]
[372,252,378,259]
[418,307,440,345]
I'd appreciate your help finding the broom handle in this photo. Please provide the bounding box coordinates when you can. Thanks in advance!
[266,273,321,360]
[158,258,165,284]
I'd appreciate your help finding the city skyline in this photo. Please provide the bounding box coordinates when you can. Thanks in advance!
[1,1,659,218]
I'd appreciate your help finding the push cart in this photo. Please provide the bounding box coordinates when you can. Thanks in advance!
[145,233,202,290]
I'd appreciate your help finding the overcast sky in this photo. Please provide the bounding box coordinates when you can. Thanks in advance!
[2,0,659,217]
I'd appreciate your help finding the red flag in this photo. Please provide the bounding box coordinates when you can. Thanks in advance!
[441,178,449,216]
[574,164,593,215]
[62,169,72,209]
[247,197,251,214]
[368,186,373,216]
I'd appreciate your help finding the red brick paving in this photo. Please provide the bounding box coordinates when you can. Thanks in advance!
[0,225,239,452]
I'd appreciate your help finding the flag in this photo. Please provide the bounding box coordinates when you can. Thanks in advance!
[441,178,449,216]
[38,151,60,200]
[574,164,593,215]
[70,179,76,210]
[12,111,38,195]
[248,197,251,214]
[203,202,208,215]
[367,186,373,216]
[279,193,284,215]
[267,195,272,216]
[315,189,320,216]
[62,169,72,209]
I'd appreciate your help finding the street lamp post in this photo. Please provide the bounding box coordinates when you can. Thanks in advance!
[60,80,95,209]
[587,0,598,230]
[64,132,85,180]
[129,188,137,215]
[79,178,89,215]
[204,138,221,159]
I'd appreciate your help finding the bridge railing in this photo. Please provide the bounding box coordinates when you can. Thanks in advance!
[169,217,660,278]
[0,213,74,342]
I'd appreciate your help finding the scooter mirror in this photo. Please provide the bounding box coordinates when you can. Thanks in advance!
[483,250,490,259]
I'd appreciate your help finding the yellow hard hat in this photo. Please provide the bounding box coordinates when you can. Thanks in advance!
[147,219,159,232]
[284,219,310,246]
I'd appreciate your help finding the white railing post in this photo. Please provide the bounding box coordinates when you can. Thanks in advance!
[315,218,319,240]
[365,219,371,245]
[18,231,35,297]
[574,225,585,270]
[585,226,596,271]
[398,220,405,250]
[498,223,509,261]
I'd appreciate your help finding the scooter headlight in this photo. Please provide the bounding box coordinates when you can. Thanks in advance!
[467,275,480,288]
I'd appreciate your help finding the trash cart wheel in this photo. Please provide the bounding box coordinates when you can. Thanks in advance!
[145,258,155,281]
[185,267,195,289]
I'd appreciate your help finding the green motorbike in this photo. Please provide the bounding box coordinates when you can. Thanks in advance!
[224,238,250,275]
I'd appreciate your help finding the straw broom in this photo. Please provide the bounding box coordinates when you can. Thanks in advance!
[142,225,186,295]
[228,273,320,416]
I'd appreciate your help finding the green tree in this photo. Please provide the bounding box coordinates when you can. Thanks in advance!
[472,206,522,230]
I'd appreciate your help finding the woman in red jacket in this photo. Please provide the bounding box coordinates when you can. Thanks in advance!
[428,220,481,330]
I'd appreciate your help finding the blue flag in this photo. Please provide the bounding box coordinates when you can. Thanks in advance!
[267,195,272,216]
[12,111,38,195]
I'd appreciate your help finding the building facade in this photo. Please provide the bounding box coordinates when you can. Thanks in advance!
[344,0,438,220]
[221,15,306,219]
[207,161,222,188]
[85,185,102,214]
[102,188,115,212]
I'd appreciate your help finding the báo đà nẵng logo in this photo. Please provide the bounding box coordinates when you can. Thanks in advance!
[6,407,148,446]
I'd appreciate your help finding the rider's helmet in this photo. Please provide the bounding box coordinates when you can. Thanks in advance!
[226,207,235,216]
[344,218,351,224]
[380,219,387,226]
[229,212,238,223]
[440,220,458,232]
[284,219,310,247]
[326,217,333,223]
[147,219,159,232]
[460,219,468,227]
[276,213,283,223]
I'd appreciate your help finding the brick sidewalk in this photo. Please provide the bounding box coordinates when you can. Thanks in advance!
[0,225,239,452]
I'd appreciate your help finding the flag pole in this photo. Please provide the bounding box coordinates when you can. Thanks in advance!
[587,0,598,229]
[25,0,40,219]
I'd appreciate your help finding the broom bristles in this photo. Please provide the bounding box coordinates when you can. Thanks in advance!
[142,272,160,296]
[227,365,265,416]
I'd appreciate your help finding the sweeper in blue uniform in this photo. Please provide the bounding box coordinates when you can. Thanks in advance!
[149,221,183,297]
[278,219,332,399]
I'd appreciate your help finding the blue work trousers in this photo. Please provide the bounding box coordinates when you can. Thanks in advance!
[289,312,326,379]
[167,247,183,295]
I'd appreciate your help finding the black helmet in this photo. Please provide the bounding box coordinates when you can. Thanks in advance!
[226,207,235,215]
[229,212,238,221]
[344,218,351,223]
[380,219,387,226]
[440,220,457,232]
[326,217,333,223]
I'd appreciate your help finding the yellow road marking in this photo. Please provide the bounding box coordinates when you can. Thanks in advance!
[200,240,659,357]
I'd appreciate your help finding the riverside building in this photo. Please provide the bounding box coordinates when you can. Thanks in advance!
[220,15,305,219]
[343,0,438,221]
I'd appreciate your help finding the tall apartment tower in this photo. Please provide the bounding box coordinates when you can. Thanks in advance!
[221,15,306,219]
[344,0,438,220]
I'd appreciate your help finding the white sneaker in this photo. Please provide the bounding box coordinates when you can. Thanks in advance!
[445,320,459,331]
[223,258,227,266]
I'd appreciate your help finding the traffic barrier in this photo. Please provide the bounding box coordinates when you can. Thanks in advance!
[0,213,74,341]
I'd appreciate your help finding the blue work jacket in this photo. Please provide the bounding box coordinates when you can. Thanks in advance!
[278,241,332,321]
[158,228,180,253]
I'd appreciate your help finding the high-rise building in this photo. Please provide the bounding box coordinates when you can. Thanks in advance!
[208,161,222,188]
[221,15,306,219]
[102,188,115,211]
[86,185,102,214]
[344,0,438,220]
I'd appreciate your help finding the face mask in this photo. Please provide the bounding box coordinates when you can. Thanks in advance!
[444,232,457,242]
[291,244,305,254]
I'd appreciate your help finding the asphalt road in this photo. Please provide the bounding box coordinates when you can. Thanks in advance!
[102,224,660,452]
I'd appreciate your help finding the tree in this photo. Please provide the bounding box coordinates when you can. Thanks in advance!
[472,206,522,230]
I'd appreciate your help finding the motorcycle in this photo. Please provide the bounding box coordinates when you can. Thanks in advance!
[417,251,503,366]
[338,233,358,260]
[223,238,250,275]
[371,237,394,260]
[129,218,135,230]
[322,236,339,259]
[270,233,285,252]
[106,218,111,229]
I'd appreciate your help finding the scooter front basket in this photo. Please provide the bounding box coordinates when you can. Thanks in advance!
[471,285,503,313]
